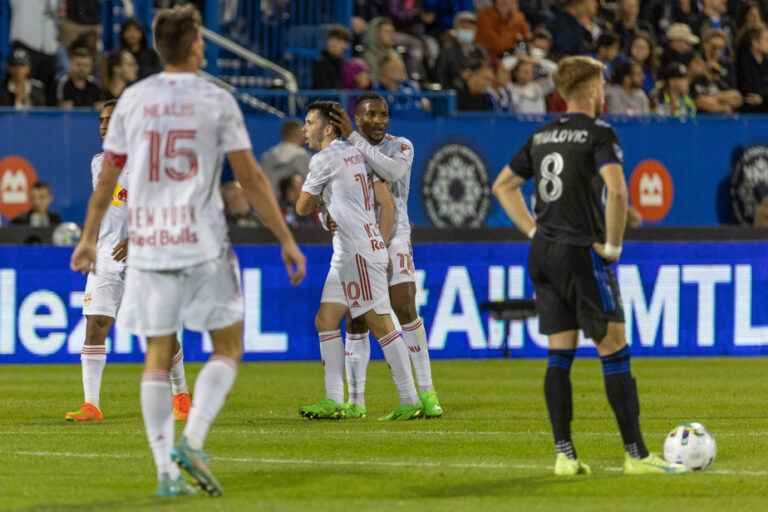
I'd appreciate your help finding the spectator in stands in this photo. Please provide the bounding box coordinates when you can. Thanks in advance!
[374,51,426,112]
[9,0,60,105]
[578,0,603,43]
[606,60,650,115]
[737,25,768,113]
[613,0,655,50]
[279,174,314,228]
[363,17,397,83]
[457,60,495,111]
[529,28,557,79]
[505,54,556,114]
[421,0,477,35]
[342,58,372,91]
[435,12,487,91]
[519,0,555,27]
[312,25,350,90]
[11,182,61,227]
[652,63,697,118]
[489,58,515,112]
[547,0,594,58]
[0,48,46,109]
[221,181,260,228]
[60,0,101,50]
[101,49,138,102]
[475,0,531,59]
[644,0,700,42]
[594,32,621,79]
[627,31,658,93]
[661,23,700,69]
[57,47,101,109]
[697,0,733,41]
[702,29,741,93]
[734,1,766,55]
[119,18,161,80]
[260,120,311,196]
[688,55,742,113]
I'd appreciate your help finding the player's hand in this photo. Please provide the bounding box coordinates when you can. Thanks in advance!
[281,240,307,286]
[112,239,128,262]
[70,241,97,273]
[327,214,338,232]
[592,242,620,263]
[328,106,354,139]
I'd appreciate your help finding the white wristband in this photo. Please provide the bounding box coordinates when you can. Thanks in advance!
[527,227,537,239]
[604,243,622,259]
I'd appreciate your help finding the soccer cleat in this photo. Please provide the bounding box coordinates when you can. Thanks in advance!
[379,403,424,421]
[419,390,443,418]
[299,398,345,420]
[554,453,592,476]
[64,402,104,422]
[171,435,223,497]
[623,453,688,475]
[173,392,192,421]
[155,472,198,497]
[341,402,367,419]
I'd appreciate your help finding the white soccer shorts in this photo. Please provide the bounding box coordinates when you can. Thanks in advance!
[387,237,417,287]
[83,271,125,318]
[321,254,391,319]
[118,250,244,337]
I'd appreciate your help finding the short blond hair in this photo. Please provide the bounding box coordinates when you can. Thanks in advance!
[554,56,605,100]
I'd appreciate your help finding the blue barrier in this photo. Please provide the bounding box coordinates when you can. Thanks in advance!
[0,240,767,364]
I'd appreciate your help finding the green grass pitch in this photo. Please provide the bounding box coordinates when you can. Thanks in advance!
[1,358,767,511]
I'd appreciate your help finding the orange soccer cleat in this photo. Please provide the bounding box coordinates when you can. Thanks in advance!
[65,402,104,422]
[173,392,192,421]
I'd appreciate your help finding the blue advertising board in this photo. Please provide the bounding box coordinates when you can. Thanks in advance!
[1,241,767,364]
[1,110,768,227]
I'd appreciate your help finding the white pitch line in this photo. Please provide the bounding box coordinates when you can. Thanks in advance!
[3,450,767,477]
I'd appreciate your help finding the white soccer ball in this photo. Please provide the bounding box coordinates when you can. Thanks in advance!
[663,422,716,471]
[52,222,82,246]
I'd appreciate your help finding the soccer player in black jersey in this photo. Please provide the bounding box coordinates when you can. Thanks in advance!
[493,56,686,476]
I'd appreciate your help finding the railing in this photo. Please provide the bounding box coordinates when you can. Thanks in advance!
[199,71,285,118]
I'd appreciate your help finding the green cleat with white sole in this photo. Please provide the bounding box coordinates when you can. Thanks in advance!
[419,390,443,418]
[299,398,345,420]
[379,403,423,421]
[553,453,592,476]
[341,403,367,419]
[171,435,223,497]
[623,453,688,475]
[155,473,198,497]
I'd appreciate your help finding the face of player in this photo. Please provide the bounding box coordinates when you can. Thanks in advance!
[303,110,330,150]
[30,187,52,214]
[356,99,389,144]
[70,56,93,80]
[99,105,114,140]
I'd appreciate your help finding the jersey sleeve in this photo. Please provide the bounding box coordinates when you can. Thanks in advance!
[594,126,623,170]
[219,92,252,153]
[508,136,534,180]
[348,132,413,183]
[102,95,129,155]
[302,155,333,196]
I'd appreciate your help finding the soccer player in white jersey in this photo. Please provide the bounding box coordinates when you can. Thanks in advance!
[327,95,443,418]
[70,6,306,498]
[65,100,192,424]
[296,101,423,421]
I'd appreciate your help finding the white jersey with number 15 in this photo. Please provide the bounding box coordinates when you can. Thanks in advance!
[103,72,252,271]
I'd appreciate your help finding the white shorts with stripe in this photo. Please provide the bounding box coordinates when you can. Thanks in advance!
[83,270,125,318]
[387,237,417,287]
[321,254,391,319]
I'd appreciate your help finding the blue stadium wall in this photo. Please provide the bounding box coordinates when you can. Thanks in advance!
[2,110,768,226]
[1,241,768,363]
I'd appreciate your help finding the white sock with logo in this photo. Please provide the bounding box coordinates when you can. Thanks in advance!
[319,330,345,404]
[81,344,107,408]
[169,346,188,395]
[401,318,434,393]
[345,331,370,406]
[378,330,419,405]
[140,371,179,480]
[183,356,237,450]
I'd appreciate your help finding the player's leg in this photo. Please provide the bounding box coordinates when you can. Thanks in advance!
[390,282,443,417]
[344,313,370,418]
[170,336,191,421]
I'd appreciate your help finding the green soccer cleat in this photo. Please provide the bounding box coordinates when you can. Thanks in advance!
[341,402,367,419]
[623,453,688,475]
[155,472,198,497]
[299,398,345,420]
[171,435,223,497]
[553,453,592,476]
[379,403,424,421]
[419,390,443,418]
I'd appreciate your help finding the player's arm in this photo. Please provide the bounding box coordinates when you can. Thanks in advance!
[595,163,628,261]
[373,179,396,244]
[227,149,306,285]
[492,166,537,239]
[297,156,331,216]
[71,154,124,272]
[296,192,322,216]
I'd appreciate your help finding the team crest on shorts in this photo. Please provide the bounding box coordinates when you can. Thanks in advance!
[422,143,490,228]
[731,145,768,224]
[83,293,92,307]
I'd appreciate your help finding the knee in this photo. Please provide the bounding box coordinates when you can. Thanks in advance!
[347,316,368,334]
[315,311,335,333]
[393,303,417,324]
[84,316,112,345]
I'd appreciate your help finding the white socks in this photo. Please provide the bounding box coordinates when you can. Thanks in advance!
[401,318,434,393]
[141,371,179,479]
[379,330,419,405]
[170,346,188,395]
[319,330,345,403]
[81,345,107,408]
[345,331,370,406]
[183,356,237,450]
